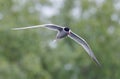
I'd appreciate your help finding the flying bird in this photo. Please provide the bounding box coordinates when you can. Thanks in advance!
[12,24,101,66]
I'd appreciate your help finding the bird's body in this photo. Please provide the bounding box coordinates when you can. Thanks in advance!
[56,27,70,39]
[12,24,101,66]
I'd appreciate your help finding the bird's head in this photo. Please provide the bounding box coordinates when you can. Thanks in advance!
[64,27,70,34]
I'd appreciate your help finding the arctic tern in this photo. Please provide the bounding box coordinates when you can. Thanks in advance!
[12,24,101,66]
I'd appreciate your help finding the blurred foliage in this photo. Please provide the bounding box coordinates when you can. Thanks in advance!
[0,0,120,79]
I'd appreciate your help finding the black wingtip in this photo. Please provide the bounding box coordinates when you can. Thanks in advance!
[92,58,101,67]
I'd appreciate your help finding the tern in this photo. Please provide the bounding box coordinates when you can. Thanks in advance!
[12,24,101,66]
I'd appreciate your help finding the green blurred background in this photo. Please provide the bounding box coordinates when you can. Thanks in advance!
[0,0,120,79]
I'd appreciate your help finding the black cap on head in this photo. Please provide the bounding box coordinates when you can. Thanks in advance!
[64,27,70,31]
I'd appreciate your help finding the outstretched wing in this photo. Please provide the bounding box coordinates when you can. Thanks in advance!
[12,24,63,31]
[68,31,101,66]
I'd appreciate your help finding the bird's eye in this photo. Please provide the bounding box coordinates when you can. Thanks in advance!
[64,27,69,31]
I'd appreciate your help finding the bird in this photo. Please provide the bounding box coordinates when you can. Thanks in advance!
[12,24,101,66]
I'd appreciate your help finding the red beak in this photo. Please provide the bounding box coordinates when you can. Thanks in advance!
[67,32,70,34]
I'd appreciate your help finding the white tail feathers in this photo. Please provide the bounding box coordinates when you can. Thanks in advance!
[53,39,57,43]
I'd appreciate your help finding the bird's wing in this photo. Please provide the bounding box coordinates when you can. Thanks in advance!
[68,31,101,66]
[12,24,63,31]
[44,24,63,31]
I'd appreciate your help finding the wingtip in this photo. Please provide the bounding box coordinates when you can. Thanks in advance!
[93,58,101,67]
[11,28,26,30]
[11,25,45,31]
[11,28,19,30]
[96,61,102,67]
